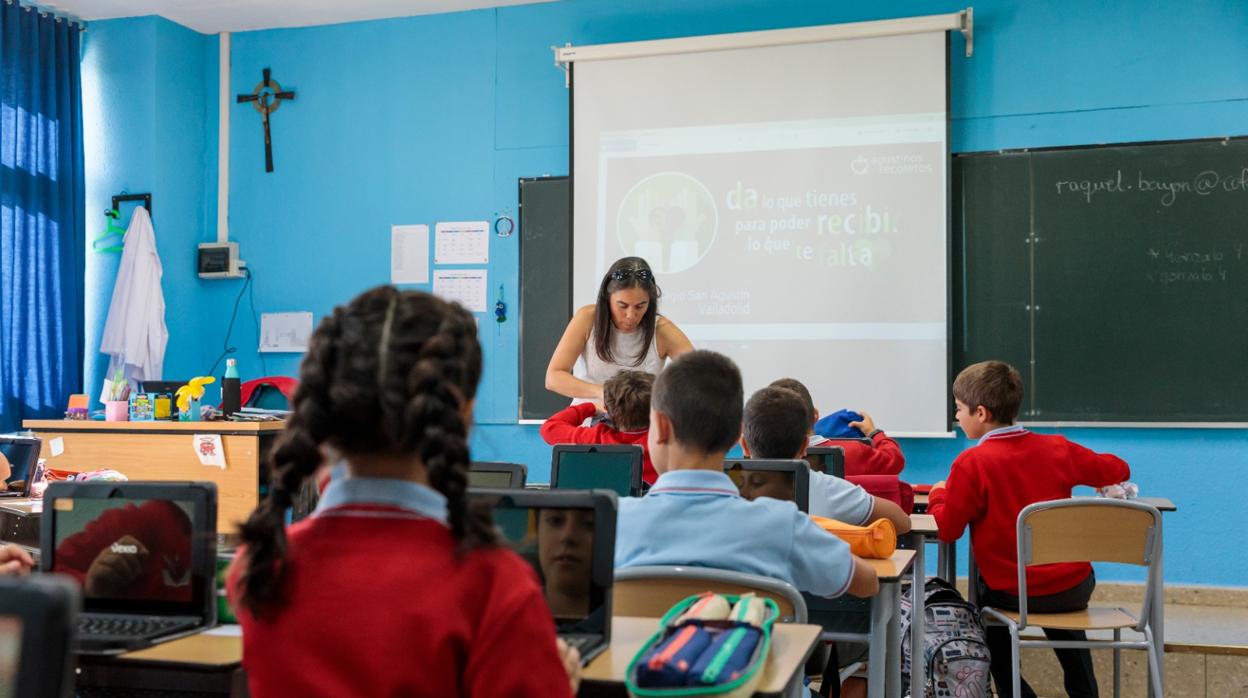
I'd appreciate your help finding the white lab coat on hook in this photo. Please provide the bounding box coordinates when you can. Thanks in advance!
[100,206,167,383]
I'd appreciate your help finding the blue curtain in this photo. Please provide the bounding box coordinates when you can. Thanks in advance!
[0,3,85,433]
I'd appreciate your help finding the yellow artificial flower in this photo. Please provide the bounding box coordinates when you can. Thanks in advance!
[176,376,217,412]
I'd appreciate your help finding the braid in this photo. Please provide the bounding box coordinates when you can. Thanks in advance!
[400,309,495,549]
[236,308,343,617]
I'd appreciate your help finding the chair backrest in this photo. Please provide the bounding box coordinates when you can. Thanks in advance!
[614,565,807,623]
[0,575,79,698]
[1016,498,1161,627]
[468,461,527,489]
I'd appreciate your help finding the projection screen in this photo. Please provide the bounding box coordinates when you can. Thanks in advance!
[568,25,952,435]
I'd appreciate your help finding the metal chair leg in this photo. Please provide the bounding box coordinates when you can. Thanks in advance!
[1010,622,1022,698]
[1144,626,1164,698]
[1113,628,1121,698]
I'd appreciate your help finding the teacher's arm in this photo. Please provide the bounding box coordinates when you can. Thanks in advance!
[545,306,606,400]
[656,316,694,360]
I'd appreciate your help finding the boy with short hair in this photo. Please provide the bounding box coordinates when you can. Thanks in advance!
[740,386,911,534]
[929,360,1130,698]
[770,378,905,476]
[540,370,658,484]
[615,351,878,599]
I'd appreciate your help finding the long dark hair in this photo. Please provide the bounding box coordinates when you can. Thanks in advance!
[593,256,660,366]
[236,286,494,618]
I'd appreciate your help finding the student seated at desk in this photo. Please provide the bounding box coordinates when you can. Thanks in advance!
[770,378,905,476]
[616,350,879,600]
[540,369,658,484]
[228,287,578,698]
[740,386,910,534]
[928,361,1129,698]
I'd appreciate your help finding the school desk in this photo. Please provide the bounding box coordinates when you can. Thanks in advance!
[807,550,915,698]
[23,419,285,534]
[581,616,822,697]
[75,630,245,696]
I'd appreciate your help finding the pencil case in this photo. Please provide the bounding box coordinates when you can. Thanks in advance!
[809,515,896,558]
[627,593,778,698]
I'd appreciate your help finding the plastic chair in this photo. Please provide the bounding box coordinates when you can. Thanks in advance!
[239,376,298,409]
[979,498,1164,698]
[0,574,79,698]
[614,565,808,622]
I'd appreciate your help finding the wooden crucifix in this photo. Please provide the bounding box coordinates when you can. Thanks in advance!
[236,68,295,173]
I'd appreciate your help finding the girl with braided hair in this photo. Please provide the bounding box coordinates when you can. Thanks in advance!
[227,286,578,697]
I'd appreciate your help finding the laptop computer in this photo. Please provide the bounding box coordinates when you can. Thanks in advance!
[804,446,847,479]
[0,575,78,698]
[469,488,617,664]
[468,461,527,489]
[550,444,643,496]
[40,481,218,655]
[0,436,41,499]
[724,458,811,512]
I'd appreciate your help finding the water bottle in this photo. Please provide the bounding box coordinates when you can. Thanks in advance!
[222,358,241,416]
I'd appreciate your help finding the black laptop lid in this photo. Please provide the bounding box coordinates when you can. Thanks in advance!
[468,462,527,489]
[40,482,217,620]
[470,488,616,637]
[0,576,78,698]
[0,437,40,497]
[724,458,811,512]
[550,445,643,496]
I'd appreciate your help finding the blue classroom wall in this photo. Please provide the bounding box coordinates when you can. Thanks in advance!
[79,0,1248,587]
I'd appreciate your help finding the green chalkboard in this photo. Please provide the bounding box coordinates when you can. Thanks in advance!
[955,137,1248,422]
[519,176,572,420]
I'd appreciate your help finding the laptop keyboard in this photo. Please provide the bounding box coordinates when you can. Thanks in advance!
[79,615,193,638]
[561,633,601,656]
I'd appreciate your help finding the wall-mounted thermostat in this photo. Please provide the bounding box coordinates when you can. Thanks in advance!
[197,242,245,279]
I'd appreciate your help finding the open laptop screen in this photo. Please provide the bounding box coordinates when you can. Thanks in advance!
[43,485,215,617]
[551,447,640,496]
[0,615,18,696]
[472,490,616,639]
[0,437,39,496]
[467,470,514,489]
[724,459,810,512]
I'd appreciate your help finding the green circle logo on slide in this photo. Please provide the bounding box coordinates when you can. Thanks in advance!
[616,172,718,274]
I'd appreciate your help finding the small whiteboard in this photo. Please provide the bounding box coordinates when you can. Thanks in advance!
[260,312,313,353]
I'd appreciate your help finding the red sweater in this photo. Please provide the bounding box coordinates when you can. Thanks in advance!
[228,505,572,698]
[810,432,906,476]
[928,429,1129,596]
[540,402,656,484]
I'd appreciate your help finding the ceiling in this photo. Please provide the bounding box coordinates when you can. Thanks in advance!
[37,0,553,34]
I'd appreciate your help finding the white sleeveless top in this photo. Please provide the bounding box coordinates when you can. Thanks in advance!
[571,322,664,405]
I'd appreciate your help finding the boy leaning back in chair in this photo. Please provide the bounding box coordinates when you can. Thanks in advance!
[928,360,1129,698]
[614,350,879,600]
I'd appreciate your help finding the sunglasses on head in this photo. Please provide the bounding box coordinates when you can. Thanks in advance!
[610,267,653,282]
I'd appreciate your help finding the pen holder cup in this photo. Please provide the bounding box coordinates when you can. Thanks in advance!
[103,400,129,422]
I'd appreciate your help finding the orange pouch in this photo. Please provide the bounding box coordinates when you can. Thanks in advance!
[809,516,896,558]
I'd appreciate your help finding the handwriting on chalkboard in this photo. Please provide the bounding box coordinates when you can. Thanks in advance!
[1055,168,1248,206]
[1144,244,1243,287]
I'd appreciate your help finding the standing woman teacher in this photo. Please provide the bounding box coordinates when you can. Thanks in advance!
[546,257,693,402]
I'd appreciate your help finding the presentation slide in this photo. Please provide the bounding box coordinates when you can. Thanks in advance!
[572,32,950,433]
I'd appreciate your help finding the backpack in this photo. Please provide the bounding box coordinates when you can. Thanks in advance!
[900,577,992,698]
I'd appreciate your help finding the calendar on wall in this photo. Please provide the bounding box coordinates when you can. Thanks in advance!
[432,269,488,312]
[434,221,489,264]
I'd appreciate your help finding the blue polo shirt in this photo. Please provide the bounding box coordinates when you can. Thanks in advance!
[616,469,857,598]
